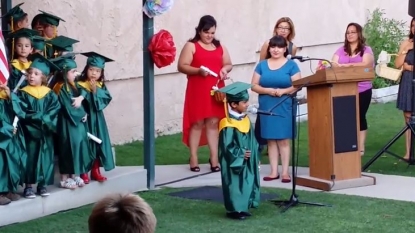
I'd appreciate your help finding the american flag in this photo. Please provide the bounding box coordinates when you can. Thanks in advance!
[0,27,9,84]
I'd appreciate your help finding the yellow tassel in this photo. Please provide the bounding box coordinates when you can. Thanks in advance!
[10,16,15,60]
[224,98,230,122]
[10,16,14,33]
[11,38,15,60]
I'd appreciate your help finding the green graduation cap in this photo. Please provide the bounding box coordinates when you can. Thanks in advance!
[38,10,66,26]
[81,51,114,69]
[50,54,77,70]
[32,35,46,51]
[217,81,252,102]
[7,28,39,40]
[30,53,61,76]
[1,3,27,22]
[48,35,79,52]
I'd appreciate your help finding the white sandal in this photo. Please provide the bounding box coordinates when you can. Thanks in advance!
[73,176,85,187]
[60,178,77,189]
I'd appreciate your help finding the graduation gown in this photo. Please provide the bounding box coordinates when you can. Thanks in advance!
[8,60,30,91]
[77,81,115,171]
[218,115,261,213]
[53,82,94,174]
[18,85,61,185]
[0,91,27,192]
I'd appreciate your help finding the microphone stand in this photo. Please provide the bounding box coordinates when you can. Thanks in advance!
[267,63,330,213]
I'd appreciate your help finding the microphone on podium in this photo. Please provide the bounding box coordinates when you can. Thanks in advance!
[286,54,310,62]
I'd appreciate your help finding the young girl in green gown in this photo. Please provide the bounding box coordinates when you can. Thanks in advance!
[0,81,27,205]
[51,55,94,189]
[77,52,115,184]
[7,28,40,91]
[18,54,61,198]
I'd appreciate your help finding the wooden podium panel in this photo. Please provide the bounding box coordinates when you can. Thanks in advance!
[293,66,376,191]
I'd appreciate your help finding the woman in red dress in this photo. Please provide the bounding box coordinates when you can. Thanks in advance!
[178,15,232,172]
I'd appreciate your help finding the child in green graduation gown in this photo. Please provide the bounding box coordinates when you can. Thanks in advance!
[1,3,29,33]
[36,10,65,59]
[51,55,94,189]
[6,28,40,91]
[77,52,115,184]
[0,82,27,205]
[2,3,29,60]
[18,54,61,198]
[216,82,261,220]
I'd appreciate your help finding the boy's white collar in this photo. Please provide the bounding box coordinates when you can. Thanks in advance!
[228,105,246,118]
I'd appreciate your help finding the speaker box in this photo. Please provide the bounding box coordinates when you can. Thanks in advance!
[410,0,414,17]
[332,95,358,154]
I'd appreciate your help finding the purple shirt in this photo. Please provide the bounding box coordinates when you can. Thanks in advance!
[335,46,374,93]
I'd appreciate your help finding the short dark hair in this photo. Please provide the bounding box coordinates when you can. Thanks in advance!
[266,35,288,59]
[88,193,157,233]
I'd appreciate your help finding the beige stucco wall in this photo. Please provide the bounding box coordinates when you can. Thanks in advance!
[12,0,412,144]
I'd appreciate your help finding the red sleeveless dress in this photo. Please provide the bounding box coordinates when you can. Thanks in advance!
[182,42,226,147]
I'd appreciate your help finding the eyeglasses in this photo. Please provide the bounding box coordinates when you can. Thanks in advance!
[277,27,290,31]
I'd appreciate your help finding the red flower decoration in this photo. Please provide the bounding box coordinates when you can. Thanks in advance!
[148,29,176,68]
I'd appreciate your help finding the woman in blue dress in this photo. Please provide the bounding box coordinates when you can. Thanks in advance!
[251,35,301,183]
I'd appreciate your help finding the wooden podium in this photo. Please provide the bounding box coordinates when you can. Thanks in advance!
[293,66,377,191]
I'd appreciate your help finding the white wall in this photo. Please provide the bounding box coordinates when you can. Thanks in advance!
[12,0,413,144]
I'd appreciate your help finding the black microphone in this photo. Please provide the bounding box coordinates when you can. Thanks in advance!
[286,54,309,61]
[246,105,278,116]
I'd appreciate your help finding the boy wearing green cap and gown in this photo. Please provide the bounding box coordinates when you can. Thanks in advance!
[37,10,65,59]
[48,35,79,59]
[50,54,94,189]
[0,79,28,205]
[7,28,40,91]
[1,3,29,33]
[216,81,261,220]
[77,52,115,184]
[18,53,61,198]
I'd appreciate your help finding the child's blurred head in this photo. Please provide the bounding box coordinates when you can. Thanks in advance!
[37,10,65,38]
[8,28,39,59]
[2,3,29,32]
[88,193,157,233]
[28,54,60,86]
[80,52,114,82]
[51,55,78,83]
[218,82,252,114]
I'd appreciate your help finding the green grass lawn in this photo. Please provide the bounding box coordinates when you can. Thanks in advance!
[2,187,415,233]
[116,102,415,176]
[1,102,413,233]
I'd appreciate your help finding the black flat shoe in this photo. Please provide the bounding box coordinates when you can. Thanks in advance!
[226,212,246,220]
[240,212,252,217]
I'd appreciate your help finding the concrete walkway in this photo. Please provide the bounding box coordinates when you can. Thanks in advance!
[149,164,415,203]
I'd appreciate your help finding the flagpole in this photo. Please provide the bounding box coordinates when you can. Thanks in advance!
[1,0,11,36]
